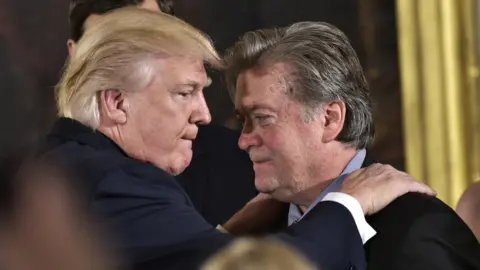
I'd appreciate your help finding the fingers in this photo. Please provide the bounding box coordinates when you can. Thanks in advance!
[367,163,388,172]
[343,164,436,215]
[360,163,394,178]
[409,181,437,196]
[345,168,362,179]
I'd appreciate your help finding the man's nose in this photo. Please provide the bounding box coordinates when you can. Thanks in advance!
[191,93,211,125]
[238,128,258,151]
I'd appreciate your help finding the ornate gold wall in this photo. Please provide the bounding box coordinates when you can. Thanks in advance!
[397,0,480,207]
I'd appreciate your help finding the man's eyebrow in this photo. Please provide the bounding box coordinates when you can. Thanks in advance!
[235,103,275,115]
[178,77,212,88]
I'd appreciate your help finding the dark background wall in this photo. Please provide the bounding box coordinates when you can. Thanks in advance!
[0,0,404,169]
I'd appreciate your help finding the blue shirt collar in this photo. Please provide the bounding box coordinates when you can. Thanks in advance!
[288,149,367,226]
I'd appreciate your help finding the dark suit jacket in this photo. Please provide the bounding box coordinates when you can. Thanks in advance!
[175,124,257,226]
[273,152,480,269]
[360,155,480,270]
[38,118,366,270]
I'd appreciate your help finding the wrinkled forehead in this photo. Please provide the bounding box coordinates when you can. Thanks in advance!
[234,63,293,110]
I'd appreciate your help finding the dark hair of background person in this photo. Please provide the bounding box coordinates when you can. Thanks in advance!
[69,0,175,41]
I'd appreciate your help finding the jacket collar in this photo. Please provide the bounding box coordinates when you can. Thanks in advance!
[48,117,128,156]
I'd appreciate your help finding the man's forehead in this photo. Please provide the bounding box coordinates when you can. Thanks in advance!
[235,64,291,107]
[238,63,292,91]
[157,57,209,86]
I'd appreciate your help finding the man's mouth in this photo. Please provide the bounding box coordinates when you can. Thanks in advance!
[182,132,198,141]
[251,158,271,164]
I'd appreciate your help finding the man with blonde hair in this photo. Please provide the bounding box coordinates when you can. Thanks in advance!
[66,0,258,227]
[40,8,434,270]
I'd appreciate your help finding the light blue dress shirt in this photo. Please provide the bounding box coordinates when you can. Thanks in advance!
[288,149,367,226]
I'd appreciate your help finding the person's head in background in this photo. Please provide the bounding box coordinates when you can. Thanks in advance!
[67,0,174,56]
[201,237,317,270]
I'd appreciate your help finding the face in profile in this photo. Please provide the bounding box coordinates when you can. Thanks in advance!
[116,56,211,175]
[234,63,328,202]
[67,0,162,56]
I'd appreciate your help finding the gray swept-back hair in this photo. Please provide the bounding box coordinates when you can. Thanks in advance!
[225,22,374,149]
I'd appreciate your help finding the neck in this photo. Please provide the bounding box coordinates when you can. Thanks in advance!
[294,145,359,208]
[98,125,144,159]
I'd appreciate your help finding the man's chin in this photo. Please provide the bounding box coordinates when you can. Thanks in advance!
[254,179,278,195]
[165,153,193,176]
[168,164,188,176]
[257,186,295,203]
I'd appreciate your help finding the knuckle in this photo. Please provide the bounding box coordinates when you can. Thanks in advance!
[383,165,395,173]
[372,163,383,169]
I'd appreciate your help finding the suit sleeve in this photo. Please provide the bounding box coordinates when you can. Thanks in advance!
[93,168,365,270]
[93,168,231,269]
[275,201,366,270]
[395,213,480,270]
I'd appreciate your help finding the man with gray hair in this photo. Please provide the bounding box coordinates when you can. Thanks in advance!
[40,8,436,269]
[226,21,480,269]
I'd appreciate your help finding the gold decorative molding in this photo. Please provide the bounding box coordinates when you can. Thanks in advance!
[396,0,479,207]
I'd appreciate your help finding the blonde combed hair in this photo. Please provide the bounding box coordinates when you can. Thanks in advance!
[56,7,222,128]
[201,238,317,270]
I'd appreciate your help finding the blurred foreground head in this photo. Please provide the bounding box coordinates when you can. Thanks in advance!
[56,8,222,175]
[201,238,317,270]
[0,157,117,270]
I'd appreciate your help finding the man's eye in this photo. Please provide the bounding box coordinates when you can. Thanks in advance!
[179,92,191,97]
[254,115,269,121]
[235,114,244,123]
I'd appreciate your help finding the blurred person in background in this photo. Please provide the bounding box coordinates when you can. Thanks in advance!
[67,0,174,55]
[225,21,480,270]
[201,238,317,270]
[38,7,435,270]
[0,149,30,221]
[457,181,480,241]
[0,157,115,270]
[66,0,257,227]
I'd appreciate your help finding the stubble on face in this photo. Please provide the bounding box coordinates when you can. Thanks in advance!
[235,63,329,204]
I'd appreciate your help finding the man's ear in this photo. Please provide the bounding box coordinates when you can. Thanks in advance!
[67,39,76,57]
[98,89,129,125]
[321,100,346,143]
